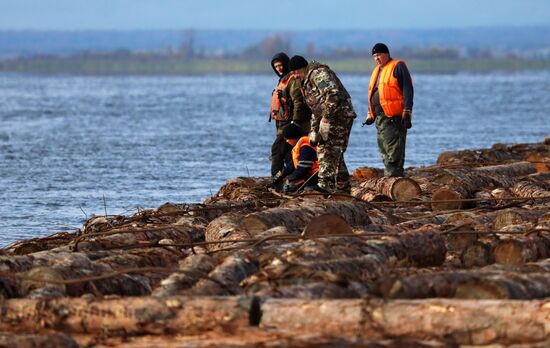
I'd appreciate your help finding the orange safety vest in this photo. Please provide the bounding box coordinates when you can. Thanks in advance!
[292,136,319,177]
[270,75,293,121]
[368,59,408,117]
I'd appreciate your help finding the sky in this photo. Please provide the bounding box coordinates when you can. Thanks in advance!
[0,0,549,31]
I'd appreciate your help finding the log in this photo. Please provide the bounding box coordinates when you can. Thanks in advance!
[239,199,372,235]
[0,333,78,348]
[454,272,550,299]
[349,187,391,202]
[431,185,470,211]
[379,269,550,300]
[0,296,255,336]
[259,298,550,345]
[152,254,218,297]
[352,167,384,179]
[493,233,550,264]
[353,177,421,202]
[0,248,180,298]
[494,208,547,230]
[445,229,478,252]
[511,180,550,200]
[460,240,495,268]
[184,254,259,296]
[204,213,251,252]
[302,214,353,236]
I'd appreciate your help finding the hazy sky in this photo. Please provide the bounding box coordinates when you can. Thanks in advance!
[1,0,549,30]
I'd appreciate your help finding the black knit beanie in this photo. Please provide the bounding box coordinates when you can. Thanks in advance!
[282,123,305,140]
[372,43,390,55]
[289,55,308,71]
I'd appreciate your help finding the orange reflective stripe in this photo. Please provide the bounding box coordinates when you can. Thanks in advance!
[368,60,406,117]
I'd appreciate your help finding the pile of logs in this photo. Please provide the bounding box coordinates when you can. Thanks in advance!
[1,137,549,347]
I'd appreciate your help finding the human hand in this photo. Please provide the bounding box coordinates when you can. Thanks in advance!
[402,109,412,129]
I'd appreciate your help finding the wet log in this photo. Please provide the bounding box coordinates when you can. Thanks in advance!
[254,281,368,299]
[352,176,422,202]
[430,162,538,211]
[493,233,550,264]
[494,208,547,230]
[0,247,180,298]
[349,187,391,202]
[511,180,550,200]
[0,333,78,348]
[204,176,277,204]
[74,220,204,252]
[260,298,550,345]
[302,214,353,236]
[380,268,550,300]
[352,167,384,179]
[0,296,255,336]
[184,254,259,296]
[444,229,478,252]
[454,272,550,299]
[483,257,550,273]
[239,199,372,235]
[460,240,496,268]
[152,254,218,297]
[377,271,475,299]
[431,185,470,211]
[204,213,251,252]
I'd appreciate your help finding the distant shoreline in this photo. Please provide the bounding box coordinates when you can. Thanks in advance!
[1,58,550,76]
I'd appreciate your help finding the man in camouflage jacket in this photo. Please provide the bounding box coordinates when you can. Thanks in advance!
[288,55,356,193]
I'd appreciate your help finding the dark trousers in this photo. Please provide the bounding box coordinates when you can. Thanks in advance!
[375,114,407,177]
[271,134,292,176]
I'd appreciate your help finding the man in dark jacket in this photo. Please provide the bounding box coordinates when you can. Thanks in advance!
[269,52,312,190]
[363,43,414,177]
[269,52,292,185]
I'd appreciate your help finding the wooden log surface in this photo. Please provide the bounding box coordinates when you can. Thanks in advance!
[352,176,422,202]
[260,298,550,345]
[493,233,550,265]
[0,296,256,336]
[239,199,373,235]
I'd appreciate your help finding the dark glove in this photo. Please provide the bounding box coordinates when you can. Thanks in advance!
[362,114,375,126]
[309,131,320,147]
[401,109,412,129]
[282,180,292,194]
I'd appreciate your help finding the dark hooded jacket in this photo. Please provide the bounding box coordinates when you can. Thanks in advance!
[270,52,311,133]
[271,52,290,79]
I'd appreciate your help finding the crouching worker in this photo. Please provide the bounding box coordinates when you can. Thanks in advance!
[280,123,319,194]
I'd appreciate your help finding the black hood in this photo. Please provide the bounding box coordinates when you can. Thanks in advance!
[270,52,290,77]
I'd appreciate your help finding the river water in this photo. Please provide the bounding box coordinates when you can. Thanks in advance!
[0,71,549,246]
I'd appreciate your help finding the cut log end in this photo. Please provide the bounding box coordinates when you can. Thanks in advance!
[390,178,422,202]
[431,188,464,211]
[302,214,353,236]
[493,241,524,265]
[460,241,493,268]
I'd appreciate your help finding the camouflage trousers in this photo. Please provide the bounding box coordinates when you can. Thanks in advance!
[317,115,355,193]
[375,114,407,177]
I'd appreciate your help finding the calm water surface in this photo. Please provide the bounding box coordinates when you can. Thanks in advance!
[1,72,549,246]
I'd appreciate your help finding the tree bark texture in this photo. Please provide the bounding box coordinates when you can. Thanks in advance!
[239,199,373,235]
[259,298,550,345]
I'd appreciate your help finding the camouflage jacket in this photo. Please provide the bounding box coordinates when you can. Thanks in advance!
[302,61,356,130]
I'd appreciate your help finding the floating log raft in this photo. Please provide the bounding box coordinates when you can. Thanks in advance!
[1,136,550,346]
